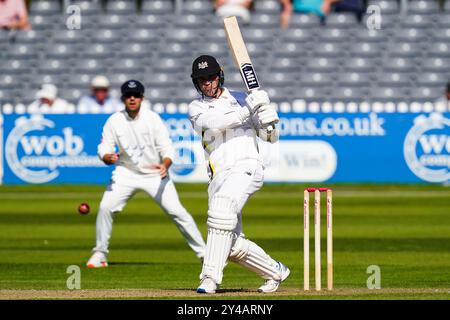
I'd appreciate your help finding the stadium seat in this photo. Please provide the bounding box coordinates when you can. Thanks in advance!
[281,28,315,42]
[445,0,450,12]
[367,0,400,14]
[30,74,67,89]
[246,42,270,58]
[21,90,39,105]
[108,73,139,88]
[53,29,88,44]
[312,42,347,58]
[349,42,383,58]
[106,0,137,15]
[182,0,214,15]
[0,75,21,89]
[254,0,281,13]
[394,28,427,42]
[370,87,408,102]
[65,73,92,89]
[305,57,339,73]
[157,42,193,58]
[70,1,102,16]
[409,87,442,102]
[146,88,176,103]
[383,57,416,73]
[433,28,450,42]
[153,58,186,73]
[73,59,107,74]
[13,30,47,44]
[330,87,367,103]
[250,14,280,29]
[325,13,358,28]
[376,72,412,87]
[262,72,297,87]
[30,0,61,16]
[135,14,170,30]
[45,43,79,59]
[81,43,116,59]
[293,87,330,102]
[288,14,321,29]
[126,29,160,42]
[111,59,146,74]
[265,87,292,102]
[60,88,84,104]
[416,72,449,88]
[299,72,334,87]
[174,14,205,29]
[166,28,198,42]
[91,29,122,44]
[174,87,199,103]
[144,73,176,88]
[437,14,450,28]
[387,42,422,58]
[6,44,39,60]
[426,42,450,58]
[336,72,372,87]
[343,57,378,72]
[0,59,34,74]
[317,28,351,42]
[408,0,439,15]
[399,14,434,29]
[354,29,389,42]
[361,12,398,29]
[142,0,173,14]
[39,59,71,74]
[98,14,133,29]
[275,42,309,57]
[242,28,274,43]
[421,58,450,72]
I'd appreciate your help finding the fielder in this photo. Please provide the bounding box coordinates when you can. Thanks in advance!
[86,80,206,268]
[188,55,290,293]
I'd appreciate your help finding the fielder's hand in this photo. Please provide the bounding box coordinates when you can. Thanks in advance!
[103,153,119,165]
[245,90,270,114]
[258,104,279,126]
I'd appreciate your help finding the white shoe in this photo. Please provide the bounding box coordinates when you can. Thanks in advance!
[86,251,108,268]
[258,261,290,293]
[197,277,218,294]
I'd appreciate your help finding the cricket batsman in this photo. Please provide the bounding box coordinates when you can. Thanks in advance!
[188,55,290,293]
[86,80,206,268]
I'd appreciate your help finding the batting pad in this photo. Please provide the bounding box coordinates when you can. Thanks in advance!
[200,227,234,284]
[229,236,282,280]
[207,194,238,231]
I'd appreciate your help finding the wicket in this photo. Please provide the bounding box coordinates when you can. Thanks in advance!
[303,188,333,291]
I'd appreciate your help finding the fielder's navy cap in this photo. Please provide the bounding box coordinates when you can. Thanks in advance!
[121,80,145,96]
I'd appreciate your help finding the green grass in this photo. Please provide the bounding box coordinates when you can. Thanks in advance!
[0,183,449,300]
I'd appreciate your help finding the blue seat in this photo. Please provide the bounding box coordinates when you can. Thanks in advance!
[408,0,439,15]
[106,0,137,15]
[142,0,173,14]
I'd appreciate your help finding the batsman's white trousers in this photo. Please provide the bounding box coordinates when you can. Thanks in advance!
[208,159,264,233]
[93,172,206,258]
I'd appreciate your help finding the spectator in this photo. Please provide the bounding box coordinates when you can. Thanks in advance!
[279,0,340,28]
[435,81,450,106]
[0,0,31,30]
[77,76,122,114]
[331,0,365,21]
[215,0,253,24]
[28,84,74,114]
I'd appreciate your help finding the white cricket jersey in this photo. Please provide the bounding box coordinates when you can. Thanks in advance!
[188,87,262,179]
[98,107,174,177]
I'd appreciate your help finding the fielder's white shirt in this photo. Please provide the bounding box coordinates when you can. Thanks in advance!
[188,87,263,179]
[98,107,174,177]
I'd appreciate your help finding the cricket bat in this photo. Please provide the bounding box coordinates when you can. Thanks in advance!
[223,16,275,132]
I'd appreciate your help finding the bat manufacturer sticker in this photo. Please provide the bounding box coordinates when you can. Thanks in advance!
[240,63,260,90]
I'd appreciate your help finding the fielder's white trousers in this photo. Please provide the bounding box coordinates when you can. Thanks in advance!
[93,172,206,259]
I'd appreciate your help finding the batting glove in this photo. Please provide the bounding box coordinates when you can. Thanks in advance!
[245,90,270,114]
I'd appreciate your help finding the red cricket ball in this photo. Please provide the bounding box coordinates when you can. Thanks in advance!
[78,203,90,215]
